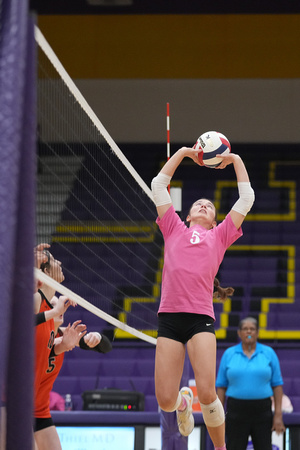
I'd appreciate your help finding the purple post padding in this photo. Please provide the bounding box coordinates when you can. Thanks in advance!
[160,410,188,450]
[206,434,215,450]
[0,0,36,448]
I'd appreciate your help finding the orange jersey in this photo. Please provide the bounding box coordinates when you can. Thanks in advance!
[34,329,64,418]
[34,291,55,415]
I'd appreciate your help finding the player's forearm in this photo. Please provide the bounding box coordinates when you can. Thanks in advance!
[53,340,75,355]
[44,308,60,321]
[35,307,60,325]
[160,147,186,179]
[232,154,250,183]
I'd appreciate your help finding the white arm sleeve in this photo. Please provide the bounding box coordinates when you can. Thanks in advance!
[151,173,172,207]
[232,182,255,216]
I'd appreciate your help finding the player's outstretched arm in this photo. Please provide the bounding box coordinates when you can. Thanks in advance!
[151,147,201,219]
[217,153,254,229]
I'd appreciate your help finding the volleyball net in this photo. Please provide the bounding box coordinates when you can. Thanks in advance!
[35,27,163,345]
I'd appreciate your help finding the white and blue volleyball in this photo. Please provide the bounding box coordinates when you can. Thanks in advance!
[194,131,231,168]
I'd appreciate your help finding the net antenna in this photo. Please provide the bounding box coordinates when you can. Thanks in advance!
[35,26,161,346]
[167,102,170,193]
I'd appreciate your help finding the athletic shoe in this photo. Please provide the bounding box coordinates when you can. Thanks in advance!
[176,386,194,436]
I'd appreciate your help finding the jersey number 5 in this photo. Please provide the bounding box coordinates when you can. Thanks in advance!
[46,356,56,374]
[190,230,200,245]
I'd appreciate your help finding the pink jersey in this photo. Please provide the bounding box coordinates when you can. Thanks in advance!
[156,206,242,320]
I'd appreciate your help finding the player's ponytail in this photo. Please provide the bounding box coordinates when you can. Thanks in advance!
[213,277,234,301]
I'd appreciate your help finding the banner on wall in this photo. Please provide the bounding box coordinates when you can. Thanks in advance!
[144,426,201,450]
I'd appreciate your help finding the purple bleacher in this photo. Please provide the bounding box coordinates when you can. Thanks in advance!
[63,308,85,325]
[267,312,300,329]
[145,395,159,412]
[130,302,158,314]
[66,359,102,376]
[221,256,279,271]
[51,341,159,411]
[268,302,300,313]
[77,375,155,396]
[99,359,137,377]
[64,345,106,360]
[278,360,300,378]
[126,313,158,328]
[282,378,293,396]
[77,376,99,392]
[135,359,155,377]
[290,379,300,397]
[53,376,80,395]
[103,346,156,360]
[53,375,157,411]
[276,349,300,361]
[80,310,111,328]
[221,269,279,285]
[101,377,154,395]
[77,346,156,361]
[290,396,300,412]
[72,394,83,411]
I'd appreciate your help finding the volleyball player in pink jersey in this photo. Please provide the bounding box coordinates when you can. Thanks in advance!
[151,146,254,450]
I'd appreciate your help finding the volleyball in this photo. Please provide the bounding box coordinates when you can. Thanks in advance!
[193,131,231,168]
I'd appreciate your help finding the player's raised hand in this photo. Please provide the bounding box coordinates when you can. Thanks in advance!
[84,332,102,348]
[52,295,77,316]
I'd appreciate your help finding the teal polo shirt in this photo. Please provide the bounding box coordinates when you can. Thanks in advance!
[216,342,283,400]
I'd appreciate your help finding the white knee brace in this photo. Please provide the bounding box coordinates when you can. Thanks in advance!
[200,397,225,428]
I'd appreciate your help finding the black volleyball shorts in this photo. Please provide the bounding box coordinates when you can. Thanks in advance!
[157,312,215,344]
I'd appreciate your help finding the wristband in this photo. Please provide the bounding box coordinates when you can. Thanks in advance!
[35,312,46,326]
[79,333,112,353]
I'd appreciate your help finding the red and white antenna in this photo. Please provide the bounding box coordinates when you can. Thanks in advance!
[166,102,170,161]
[166,102,170,192]
[166,103,182,213]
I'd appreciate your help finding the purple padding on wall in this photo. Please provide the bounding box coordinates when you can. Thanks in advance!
[0,1,36,449]
[160,411,188,450]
